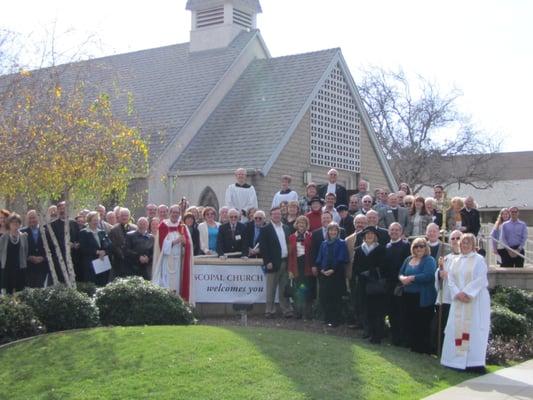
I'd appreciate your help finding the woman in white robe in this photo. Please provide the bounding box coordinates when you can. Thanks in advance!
[441,233,490,370]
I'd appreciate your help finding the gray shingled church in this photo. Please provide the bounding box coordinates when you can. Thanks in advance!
[59,0,398,214]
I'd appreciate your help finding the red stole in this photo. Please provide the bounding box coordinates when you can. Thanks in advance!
[157,220,192,302]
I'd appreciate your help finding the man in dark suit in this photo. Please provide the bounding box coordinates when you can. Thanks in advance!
[245,210,266,258]
[22,210,49,287]
[460,196,481,236]
[216,208,247,258]
[109,207,137,278]
[259,207,293,318]
[125,217,154,280]
[48,201,80,284]
[318,168,347,207]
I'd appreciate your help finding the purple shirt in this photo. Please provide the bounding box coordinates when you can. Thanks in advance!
[500,219,528,249]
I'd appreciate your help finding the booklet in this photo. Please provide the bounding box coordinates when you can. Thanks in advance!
[92,255,112,274]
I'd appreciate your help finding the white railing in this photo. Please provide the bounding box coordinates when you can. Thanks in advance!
[479,223,533,266]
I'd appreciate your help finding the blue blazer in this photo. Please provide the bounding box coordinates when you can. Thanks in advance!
[399,255,437,307]
[315,238,349,272]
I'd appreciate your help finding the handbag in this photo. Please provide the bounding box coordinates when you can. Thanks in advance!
[365,269,387,295]
[284,278,296,298]
[393,284,404,297]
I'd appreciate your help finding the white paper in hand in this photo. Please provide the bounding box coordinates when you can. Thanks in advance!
[92,255,112,274]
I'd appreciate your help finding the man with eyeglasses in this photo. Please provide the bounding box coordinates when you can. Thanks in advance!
[356,195,374,216]
[216,208,248,258]
[500,206,528,268]
[246,210,266,258]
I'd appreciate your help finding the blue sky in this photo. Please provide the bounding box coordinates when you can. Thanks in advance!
[2,0,532,152]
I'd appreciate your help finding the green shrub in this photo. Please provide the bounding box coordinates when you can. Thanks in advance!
[17,286,99,332]
[95,277,196,326]
[491,286,533,321]
[0,297,45,344]
[76,281,97,298]
[491,304,529,337]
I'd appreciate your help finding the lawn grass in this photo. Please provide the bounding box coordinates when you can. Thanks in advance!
[0,326,487,400]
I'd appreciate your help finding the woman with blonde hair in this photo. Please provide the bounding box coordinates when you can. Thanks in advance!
[288,215,313,319]
[490,208,511,267]
[441,233,490,372]
[198,207,220,256]
[398,237,437,353]
[446,197,464,232]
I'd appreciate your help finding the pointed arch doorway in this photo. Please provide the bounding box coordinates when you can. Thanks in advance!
[198,186,219,211]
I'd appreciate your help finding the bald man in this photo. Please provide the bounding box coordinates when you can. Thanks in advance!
[318,168,347,207]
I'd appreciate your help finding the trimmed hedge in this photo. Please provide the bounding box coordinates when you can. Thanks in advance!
[17,286,99,332]
[0,297,45,344]
[491,304,529,337]
[491,286,533,322]
[95,277,196,326]
[76,281,97,298]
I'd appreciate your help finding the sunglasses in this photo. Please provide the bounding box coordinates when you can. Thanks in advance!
[413,244,425,249]
[450,237,461,241]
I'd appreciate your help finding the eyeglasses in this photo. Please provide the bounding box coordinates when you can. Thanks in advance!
[413,244,425,249]
[254,217,263,220]
[405,202,413,206]
[363,200,372,204]
[450,237,461,241]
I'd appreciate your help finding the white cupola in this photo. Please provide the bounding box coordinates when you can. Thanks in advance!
[186,0,262,52]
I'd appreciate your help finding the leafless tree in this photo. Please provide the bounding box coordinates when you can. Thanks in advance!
[357,66,501,194]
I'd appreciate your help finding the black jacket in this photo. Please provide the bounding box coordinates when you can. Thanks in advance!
[79,228,112,282]
[216,222,247,257]
[125,230,154,277]
[21,226,49,287]
[259,222,290,273]
[318,183,348,207]
[460,208,481,236]
[355,226,390,248]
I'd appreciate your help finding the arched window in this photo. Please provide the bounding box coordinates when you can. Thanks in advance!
[198,186,219,210]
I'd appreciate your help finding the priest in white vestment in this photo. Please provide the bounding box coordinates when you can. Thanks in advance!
[441,233,490,370]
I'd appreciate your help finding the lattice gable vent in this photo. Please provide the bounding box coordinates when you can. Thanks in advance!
[196,6,225,28]
[310,63,361,172]
[233,9,253,29]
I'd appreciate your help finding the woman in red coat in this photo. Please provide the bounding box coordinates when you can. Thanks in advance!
[288,215,314,319]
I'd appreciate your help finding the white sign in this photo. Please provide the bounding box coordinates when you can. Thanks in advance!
[193,264,268,303]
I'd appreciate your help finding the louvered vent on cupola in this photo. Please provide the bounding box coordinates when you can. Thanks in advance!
[196,6,225,29]
[233,8,253,29]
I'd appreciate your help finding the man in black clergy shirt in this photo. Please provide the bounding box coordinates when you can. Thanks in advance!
[318,168,347,207]
[384,222,411,346]
[217,208,247,258]
[125,217,154,280]
[460,196,481,236]
[259,207,293,318]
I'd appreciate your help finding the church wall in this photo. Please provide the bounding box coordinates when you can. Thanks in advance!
[253,109,393,212]
[173,173,235,211]
[359,123,391,193]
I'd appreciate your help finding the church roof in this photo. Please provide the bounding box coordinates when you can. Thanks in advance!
[1,30,259,165]
[170,48,339,173]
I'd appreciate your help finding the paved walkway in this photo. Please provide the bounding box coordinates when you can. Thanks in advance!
[424,359,533,399]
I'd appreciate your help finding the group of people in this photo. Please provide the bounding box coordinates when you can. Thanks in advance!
[0,167,527,372]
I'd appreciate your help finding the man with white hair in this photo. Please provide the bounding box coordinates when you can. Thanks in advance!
[109,207,137,278]
[216,208,247,258]
[225,168,258,222]
[318,168,347,207]
[355,179,370,202]
[152,204,194,302]
[460,196,481,236]
[356,195,374,216]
